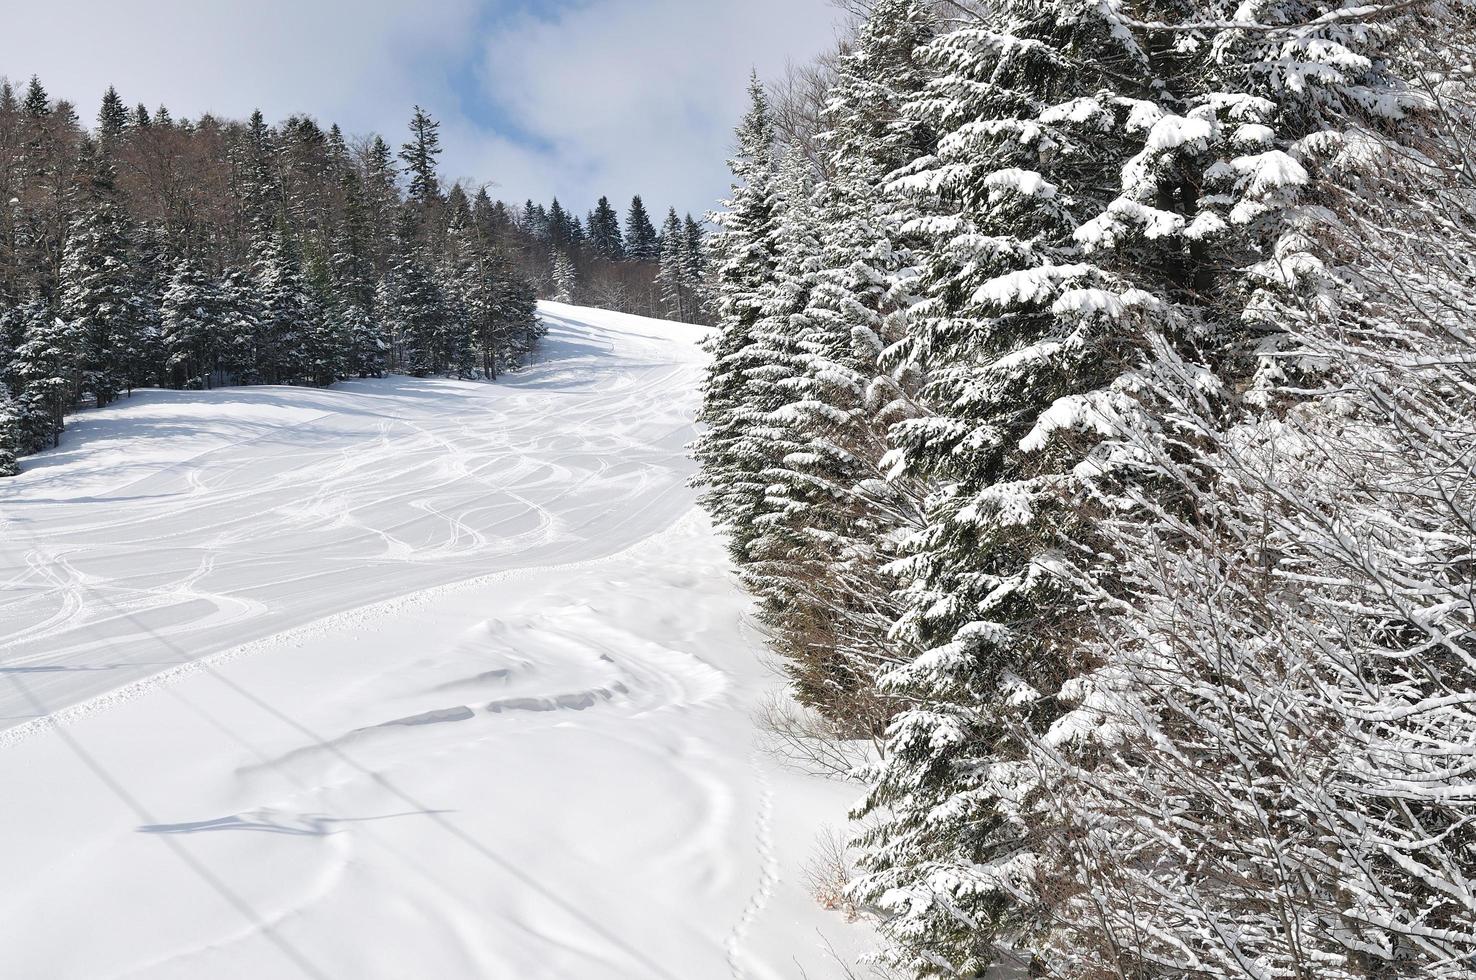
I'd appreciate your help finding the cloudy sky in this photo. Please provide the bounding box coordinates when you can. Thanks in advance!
[0,0,843,217]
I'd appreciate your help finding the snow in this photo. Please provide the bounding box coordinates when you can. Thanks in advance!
[983,168,1058,200]
[0,303,867,978]
[1232,149,1311,197]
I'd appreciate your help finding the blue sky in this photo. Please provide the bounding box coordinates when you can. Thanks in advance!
[1,0,844,218]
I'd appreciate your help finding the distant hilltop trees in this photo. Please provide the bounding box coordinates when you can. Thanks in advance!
[0,75,706,474]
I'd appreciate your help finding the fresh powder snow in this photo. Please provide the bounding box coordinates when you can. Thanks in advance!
[0,303,865,979]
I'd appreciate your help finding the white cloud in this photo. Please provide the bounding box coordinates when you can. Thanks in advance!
[0,0,841,217]
[464,0,841,215]
[1,1,478,133]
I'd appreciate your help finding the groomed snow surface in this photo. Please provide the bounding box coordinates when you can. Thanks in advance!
[0,303,866,979]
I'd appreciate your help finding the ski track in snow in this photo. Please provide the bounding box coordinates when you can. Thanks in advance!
[0,303,867,979]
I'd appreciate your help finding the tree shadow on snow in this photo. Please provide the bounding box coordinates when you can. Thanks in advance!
[137,809,453,837]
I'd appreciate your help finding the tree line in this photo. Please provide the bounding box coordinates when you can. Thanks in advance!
[0,82,544,474]
[0,78,709,477]
[697,0,1476,977]
[494,192,713,324]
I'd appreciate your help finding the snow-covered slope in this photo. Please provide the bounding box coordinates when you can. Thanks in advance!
[0,303,866,978]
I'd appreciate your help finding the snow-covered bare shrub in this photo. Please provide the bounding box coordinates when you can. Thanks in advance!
[1033,19,1476,972]
[757,692,876,780]
[805,826,869,921]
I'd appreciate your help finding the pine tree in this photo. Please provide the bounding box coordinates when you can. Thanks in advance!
[0,381,21,476]
[128,224,169,390]
[60,160,143,408]
[436,204,478,379]
[693,73,781,562]
[680,214,708,322]
[300,282,341,388]
[550,250,577,304]
[10,300,73,449]
[383,209,449,377]
[96,86,128,153]
[546,198,575,248]
[400,106,442,210]
[160,255,221,389]
[217,267,260,384]
[22,77,49,119]
[840,0,1431,971]
[334,302,382,379]
[330,168,376,310]
[624,195,658,261]
[741,0,935,733]
[253,225,310,384]
[238,109,280,240]
[588,196,624,258]
[656,207,688,320]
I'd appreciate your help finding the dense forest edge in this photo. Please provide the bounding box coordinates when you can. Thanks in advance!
[0,81,712,474]
[696,0,1476,976]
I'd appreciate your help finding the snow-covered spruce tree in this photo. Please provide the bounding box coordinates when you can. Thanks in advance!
[444,211,509,379]
[338,302,385,379]
[725,148,827,677]
[843,0,1410,968]
[0,381,21,476]
[10,301,74,450]
[300,279,342,389]
[744,0,937,734]
[385,230,450,378]
[128,224,170,391]
[160,255,222,389]
[399,105,442,210]
[550,250,578,305]
[624,194,659,261]
[694,74,782,565]
[217,266,261,385]
[253,225,314,385]
[588,195,625,259]
[680,214,710,323]
[1031,9,1476,976]
[60,158,144,408]
[656,207,689,320]
[329,167,377,313]
[435,206,478,379]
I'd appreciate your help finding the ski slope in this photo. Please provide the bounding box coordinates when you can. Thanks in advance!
[0,303,866,979]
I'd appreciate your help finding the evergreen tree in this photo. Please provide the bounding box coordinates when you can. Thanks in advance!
[96,86,128,153]
[550,250,577,304]
[680,214,708,321]
[339,302,385,379]
[300,282,341,388]
[239,109,280,239]
[160,255,221,389]
[60,162,143,408]
[0,381,20,476]
[588,196,624,258]
[253,225,310,384]
[128,224,169,390]
[22,77,49,119]
[363,135,399,270]
[10,300,74,449]
[382,208,449,377]
[546,198,575,248]
[217,266,260,384]
[693,73,781,562]
[330,168,376,310]
[400,106,442,209]
[623,195,658,260]
[656,207,688,320]
[741,0,936,734]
